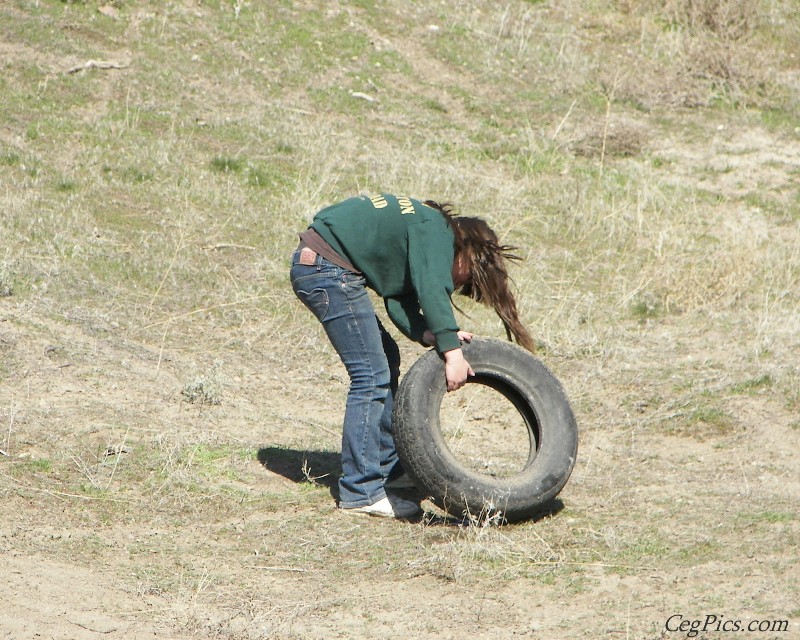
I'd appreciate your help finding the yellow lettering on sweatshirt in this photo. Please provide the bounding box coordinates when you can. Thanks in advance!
[397,196,415,215]
[370,195,388,209]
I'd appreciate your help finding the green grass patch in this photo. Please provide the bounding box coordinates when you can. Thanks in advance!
[675,540,719,562]
[119,166,155,184]
[742,191,794,221]
[27,458,53,472]
[245,161,292,189]
[54,176,78,193]
[654,397,740,440]
[736,509,796,527]
[685,405,737,434]
[630,292,664,321]
[209,156,244,174]
[760,106,800,132]
[1,150,22,166]
[755,511,794,524]
[188,443,236,466]
[729,374,773,396]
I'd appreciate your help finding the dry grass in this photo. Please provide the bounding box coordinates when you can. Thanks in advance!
[1,0,799,638]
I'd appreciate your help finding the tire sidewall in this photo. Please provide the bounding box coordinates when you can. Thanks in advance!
[393,338,578,521]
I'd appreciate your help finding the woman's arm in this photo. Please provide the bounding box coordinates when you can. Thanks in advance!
[423,330,474,391]
[422,329,473,347]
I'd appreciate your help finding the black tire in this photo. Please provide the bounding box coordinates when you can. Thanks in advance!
[393,337,578,523]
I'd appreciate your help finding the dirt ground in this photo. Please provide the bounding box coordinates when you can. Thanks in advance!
[2,2,799,638]
[3,297,799,640]
[2,118,799,635]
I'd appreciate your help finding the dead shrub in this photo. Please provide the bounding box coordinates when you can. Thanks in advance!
[647,251,759,314]
[612,0,773,108]
[572,119,649,159]
[617,0,759,40]
[0,262,13,297]
[610,58,708,109]
[660,0,759,41]
[181,361,227,405]
[682,36,771,105]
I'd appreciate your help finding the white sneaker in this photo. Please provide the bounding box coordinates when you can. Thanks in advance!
[341,495,421,519]
[384,473,417,490]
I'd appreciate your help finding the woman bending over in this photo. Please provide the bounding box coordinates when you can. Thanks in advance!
[290,194,534,518]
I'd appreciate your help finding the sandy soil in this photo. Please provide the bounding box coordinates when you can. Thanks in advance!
[1,4,799,637]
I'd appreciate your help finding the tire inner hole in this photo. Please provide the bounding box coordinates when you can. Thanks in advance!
[438,377,538,478]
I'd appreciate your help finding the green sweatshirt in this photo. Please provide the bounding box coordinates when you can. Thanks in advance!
[309,194,461,353]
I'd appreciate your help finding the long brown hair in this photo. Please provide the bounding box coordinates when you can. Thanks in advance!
[424,201,537,352]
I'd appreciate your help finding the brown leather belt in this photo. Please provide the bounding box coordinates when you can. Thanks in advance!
[296,228,361,273]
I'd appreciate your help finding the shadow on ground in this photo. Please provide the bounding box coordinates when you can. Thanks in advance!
[420,498,565,527]
[257,447,564,526]
[257,446,340,500]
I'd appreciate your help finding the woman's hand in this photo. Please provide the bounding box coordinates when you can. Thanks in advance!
[443,348,475,392]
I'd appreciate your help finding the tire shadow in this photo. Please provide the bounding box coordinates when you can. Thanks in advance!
[415,497,566,527]
[257,447,341,501]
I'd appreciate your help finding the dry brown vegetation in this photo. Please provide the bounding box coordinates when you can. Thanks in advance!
[1,0,799,638]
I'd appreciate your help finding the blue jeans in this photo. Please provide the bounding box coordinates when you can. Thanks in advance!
[290,249,402,507]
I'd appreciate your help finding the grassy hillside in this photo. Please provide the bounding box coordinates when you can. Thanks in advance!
[1,1,799,638]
